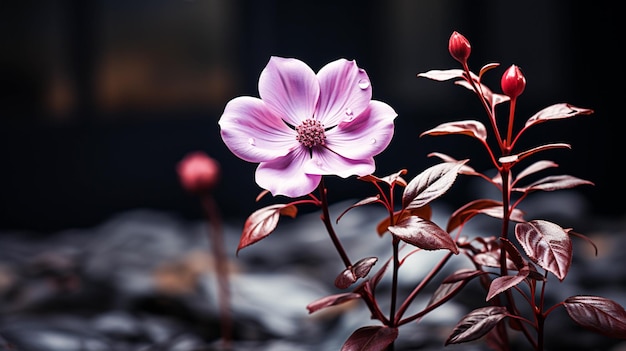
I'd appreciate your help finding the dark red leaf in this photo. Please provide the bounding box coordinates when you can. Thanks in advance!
[402,161,467,210]
[486,268,529,301]
[447,199,525,233]
[564,295,626,339]
[336,195,381,223]
[524,103,594,129]
[376,206,432,236]
[358,169,408,187]
[515,220,572,281]
[512,174,594,193]
[420,120,487,142]
[341,325,399,351]
[237,204,297,254]
[441,268,485,284]
[306,292,361,314]
[388,216,459,254]
[335,268,357,289]
[353,257,378,279]
[445,306,508,345]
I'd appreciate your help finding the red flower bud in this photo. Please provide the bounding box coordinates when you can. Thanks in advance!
[448,31,471,64]
[177,151,221,195]
[500,65,526,99]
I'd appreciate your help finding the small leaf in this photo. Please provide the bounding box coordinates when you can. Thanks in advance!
[445,306,508,345]
[512,174,594,193]
[486,268,529,301]
[353,257,378,279]
[402,161,467,210]
[524,103,594,129]
[376,206,432,236]
[417,69,465,81]
[427,152,477,175]
[335,268,357,289]
[447,199,525,233]
[564,295,626,339]
[237,204,297,254]
[306,292,361,314]
[515,220,572,281]
[337,195,381,223]
[420,120,488,142]
[388,216,459,254]
[499,143,571,165]
[335,257,379,289]
[341,325,399,351]
[512,160,559,185]
[359,169,408,187]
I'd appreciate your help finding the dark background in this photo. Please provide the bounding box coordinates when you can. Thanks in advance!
[0,0,622,233]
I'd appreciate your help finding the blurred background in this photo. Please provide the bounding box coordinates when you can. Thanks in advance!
[1,1,626,351]
[0,0,622,232]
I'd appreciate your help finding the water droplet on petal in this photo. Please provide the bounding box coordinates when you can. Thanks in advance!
[344,108,354,121]
[370,138,376,144]
[248,137,255,146]
[316,159,323,167]
[358,79,370,89]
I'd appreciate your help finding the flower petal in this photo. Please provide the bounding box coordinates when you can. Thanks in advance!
[219,96,297,162]
[306,148,375,178]
[259,57,319,127]
[316,59,372,127]
[256,146,321,197]
[325,100,397,160]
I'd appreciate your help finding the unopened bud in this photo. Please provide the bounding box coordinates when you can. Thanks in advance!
[500,65,526,99]
[177,151,221,195]
[448,31,471,64]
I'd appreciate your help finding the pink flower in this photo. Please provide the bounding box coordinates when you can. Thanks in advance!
[219,57,397,198]
[177,151,221,195]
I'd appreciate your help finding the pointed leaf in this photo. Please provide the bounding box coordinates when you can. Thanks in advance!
[515,220,572,281]
[427,152,478,175]
[335,268,357,289]
[402,161,467,210]
[447,199,525,233]
[341,326,399,351]
[417,69,465,81]
[499,143,571,165]
[455,79,510,108]
[420,120,487,142]
[445,306,508,345]
[564,295,626,339]
[353,257,378,279]
[376,205,432,236]
[388,216,459,254]
[513,160,558,184]
[486,268,529,301]
[337,195,381,223]
[237,204,297,254]
[512,174,594,193]
[359,169,408,187]
[525,103,594,129]
[307,292,361,314]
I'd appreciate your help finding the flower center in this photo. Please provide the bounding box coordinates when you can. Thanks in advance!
[295,119,326,148]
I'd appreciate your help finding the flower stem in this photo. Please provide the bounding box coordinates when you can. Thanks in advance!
[201,194,233,350]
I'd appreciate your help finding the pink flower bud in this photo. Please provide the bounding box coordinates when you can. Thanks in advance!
[448,31,471,64]
[177,151,221,195]
[500,65,526,99]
